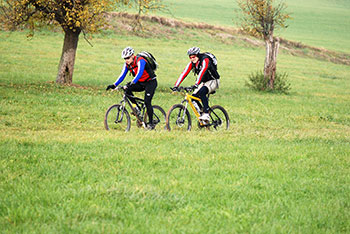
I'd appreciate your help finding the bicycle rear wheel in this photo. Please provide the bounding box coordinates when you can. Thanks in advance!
[166,104,192,131]
[104,104,131,131]
[143,105,166,130]
[209,105,229,131]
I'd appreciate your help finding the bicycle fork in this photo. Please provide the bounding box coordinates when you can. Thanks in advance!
[173,101,187,126]
[115,102,126,124]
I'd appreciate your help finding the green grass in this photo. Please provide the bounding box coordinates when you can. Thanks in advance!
[1,29,350,232]
[159,0,350,53]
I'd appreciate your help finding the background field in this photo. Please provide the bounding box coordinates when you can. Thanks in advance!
[1,0,350,233]
[160,0,350,53]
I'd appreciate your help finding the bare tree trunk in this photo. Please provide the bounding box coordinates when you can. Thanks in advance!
[264,36,280,89]
[56,30,80,84]
[133,1,143,31]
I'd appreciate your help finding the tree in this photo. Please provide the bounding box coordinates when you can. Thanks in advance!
[131,0,168,31]
[0,0,129,84]
[236,0,290,89]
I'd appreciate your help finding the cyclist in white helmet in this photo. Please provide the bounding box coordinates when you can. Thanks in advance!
[106,46,158,129]
[172,47,220,122]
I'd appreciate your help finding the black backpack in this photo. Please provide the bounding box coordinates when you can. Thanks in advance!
[137,51,158,71]
[203,52,218,70]
[203,52,220,79]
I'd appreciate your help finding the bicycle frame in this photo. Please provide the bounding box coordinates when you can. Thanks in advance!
[176,87,224,128]
[167,86,229,131]
[106,88,166,131]
[179,92,213,127]
[182,93,202,118]
[118,91,146,124]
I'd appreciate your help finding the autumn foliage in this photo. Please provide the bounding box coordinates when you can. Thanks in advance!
[237,0,290,39]
[130,0,166,31]
[0,0,129,34]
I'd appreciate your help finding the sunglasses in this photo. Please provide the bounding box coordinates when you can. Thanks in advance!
[124,56,132,60]
[189,55,197,59]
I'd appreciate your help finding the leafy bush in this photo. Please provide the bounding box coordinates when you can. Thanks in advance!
[245,71,291,94]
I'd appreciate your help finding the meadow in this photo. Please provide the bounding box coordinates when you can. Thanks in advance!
[161,0,350,53]
[1,1,350,232]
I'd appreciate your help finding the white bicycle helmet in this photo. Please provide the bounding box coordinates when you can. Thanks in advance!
[187,47,200,56]
[121,46,134,59]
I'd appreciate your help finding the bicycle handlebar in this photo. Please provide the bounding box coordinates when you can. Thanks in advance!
[170,86,195,92]
[110,85,128,92]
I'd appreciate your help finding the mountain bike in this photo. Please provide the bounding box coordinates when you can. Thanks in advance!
[166,86,229,131]
[104,87,166,131]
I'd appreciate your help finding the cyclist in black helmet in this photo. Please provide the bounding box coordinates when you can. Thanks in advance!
[106,46,158,130]
[172,47,220,122]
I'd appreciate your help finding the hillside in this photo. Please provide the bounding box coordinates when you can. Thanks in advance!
[107,12,350,66]
[159,0,350,53]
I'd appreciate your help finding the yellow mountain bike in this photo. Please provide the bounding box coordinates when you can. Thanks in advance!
[166,86,229,131]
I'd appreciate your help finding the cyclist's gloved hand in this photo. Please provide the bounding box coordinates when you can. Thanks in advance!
[191,84,198,90]
[123,82,132,90]
[170,87,178,92]
[106,84,117,90]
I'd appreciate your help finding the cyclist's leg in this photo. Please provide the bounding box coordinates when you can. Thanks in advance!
[144,79,157,124]
[126,83,144,104]
[192,84,204,110]
[198,79,220,113]
[206,79,220,95]
[194,86,210,113]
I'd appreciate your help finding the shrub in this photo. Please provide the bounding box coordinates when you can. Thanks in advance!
[245,71,291,94]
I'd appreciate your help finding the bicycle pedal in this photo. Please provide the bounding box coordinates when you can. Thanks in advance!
[200,120,210,126]
[142,122,147,129]
[135,120,143,128]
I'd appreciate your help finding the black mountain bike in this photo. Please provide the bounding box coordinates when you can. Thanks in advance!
[104,87,166,131]
[166,86,229,131]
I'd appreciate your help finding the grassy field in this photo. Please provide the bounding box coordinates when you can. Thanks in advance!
[160,0,350,53]
[1,2,350,232]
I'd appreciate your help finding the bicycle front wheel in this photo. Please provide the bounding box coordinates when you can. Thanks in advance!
[166,104,192,131]
[143,105,166,130]
[209,105,230,131]
[104,104,131,131]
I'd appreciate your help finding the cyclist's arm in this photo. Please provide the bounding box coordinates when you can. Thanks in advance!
[131,59,146,84]
[195,58,209,85]
[174,62,192,87]
[113,63,128,86]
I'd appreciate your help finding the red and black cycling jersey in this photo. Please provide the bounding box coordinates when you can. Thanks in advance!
[126,56,156,82]
[114,56,156,86]
[174,53,219,87]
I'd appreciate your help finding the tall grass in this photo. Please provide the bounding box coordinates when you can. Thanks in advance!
[1,27,350,233]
